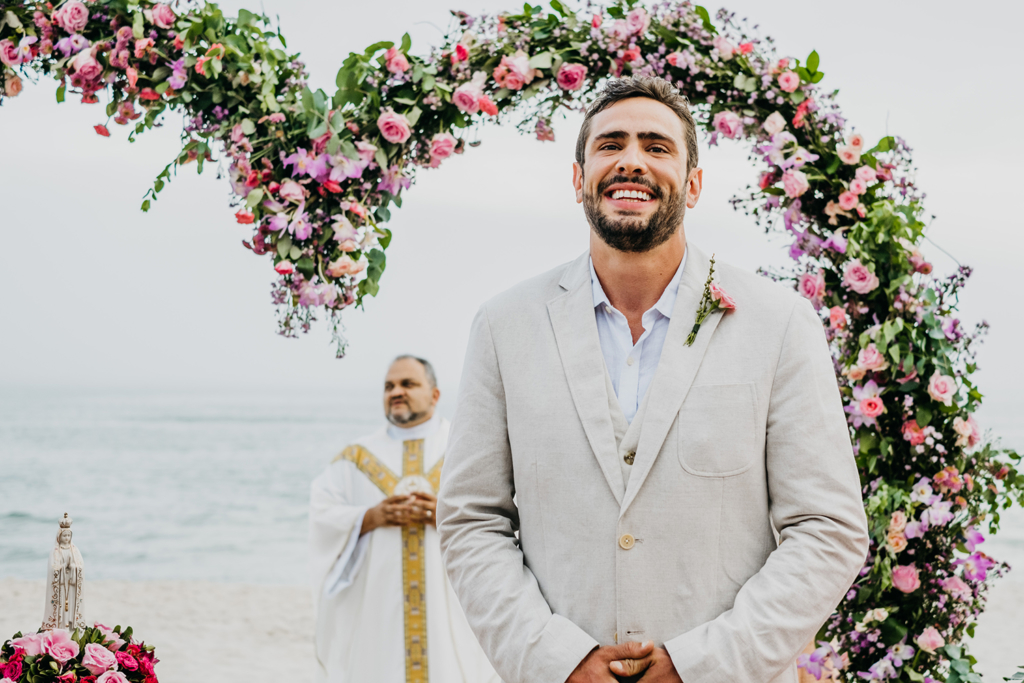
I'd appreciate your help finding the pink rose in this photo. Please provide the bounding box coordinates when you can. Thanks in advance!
[93,622,125,651]
[97,672,131,683]
[83,643,118,676]
[556,62,588,91]
[927,371,956,406]
[0,39,21,67]
[848,133,866,150]
[149,3,176,29]
[952,416,974,448]
[712,35,736,60]
[892,564,921,593]
[115,651,139,672]
[478,94,497,116]
[712,110,743,139]
[782,169,809,198]
[902,420,926,446]
[829,306,846,329]
[857,343,888,371]
[777,71,800,92]
[889,510,907,533]
[621,47,641,63]
[626,8,650,35]
[11,632,45,656]
[915,626,945,654]
[941,576,972,601]
[274,261,295,275]
[384,47,409,74]
[54,1,90,34]
[43,629,80,666]
[4,72,23,97]
[968,415,981,447]
[838,190,858,211]
[860,396,884,419]
[842,259,879,294]
[452,82,482,113]
[376,108,411,144]
[278,180,304,203]
[493,51,534,91]
[837,143,860,165]
[429,133,456,161]
[797,271,825,305]
[709,282,736,310]
[450,43,469,63]
[337,239,359,252]
[72,50,103,82]
[855,165,877,183]
[762,111,786,135]
[592,13,602,28]
[326,255,365,278]
[849,178,867,195]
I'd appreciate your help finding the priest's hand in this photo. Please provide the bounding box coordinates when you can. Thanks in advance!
[611,647,682,682]
[409,492,437,527]
[566,641,654,682]
[361,495,429,535]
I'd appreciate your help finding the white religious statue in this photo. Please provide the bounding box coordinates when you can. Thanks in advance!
[309,356,498,683]
[42,513,86,631]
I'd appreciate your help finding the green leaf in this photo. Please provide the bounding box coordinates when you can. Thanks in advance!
[296,256,315,278]
[811,71,824,83]
[241,118,256,135]
[806,50,819,73]
[693,6,716,33]
[339,138,359,160]
[246,188,264,208]
[550,0,568,16]
[529,52,553,69]
[132,11,145,39]
[276,235,292,259]
[237,8,255,26]
[406,106,422,126]
[401,32,411,52]
[375,146,389,169]
[301,87,314,113]
[288,245,302,260]
[916,406,932,427]
[56,83,66,103]
[141,199,151,212]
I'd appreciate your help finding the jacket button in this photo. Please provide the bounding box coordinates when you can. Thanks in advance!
[619,534,635,550]
[623,451,635,465]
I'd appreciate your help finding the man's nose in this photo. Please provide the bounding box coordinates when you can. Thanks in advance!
[616,142,647,176]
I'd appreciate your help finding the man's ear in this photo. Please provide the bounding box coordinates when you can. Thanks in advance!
[432,387,441,405]
[685,167,703,209]
[572,162,584,204]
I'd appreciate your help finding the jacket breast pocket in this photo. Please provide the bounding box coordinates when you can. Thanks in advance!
[677,382,759,477]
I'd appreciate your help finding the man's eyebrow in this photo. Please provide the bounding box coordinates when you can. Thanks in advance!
[592,130,677,144]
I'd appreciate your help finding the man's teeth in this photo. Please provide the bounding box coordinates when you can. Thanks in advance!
[610,189,652,201]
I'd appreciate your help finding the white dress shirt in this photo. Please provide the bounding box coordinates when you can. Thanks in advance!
[590,251,686,423]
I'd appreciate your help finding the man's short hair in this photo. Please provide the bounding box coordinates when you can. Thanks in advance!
[392,355,438,389]
[575,76,699,176]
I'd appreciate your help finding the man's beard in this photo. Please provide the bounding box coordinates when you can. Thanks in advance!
[583,174,685,253]
[386,403,429,426]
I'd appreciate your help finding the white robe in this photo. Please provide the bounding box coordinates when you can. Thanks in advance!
[309,416,498,683]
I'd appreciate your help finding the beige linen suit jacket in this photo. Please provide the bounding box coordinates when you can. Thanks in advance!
[437,245,869,683]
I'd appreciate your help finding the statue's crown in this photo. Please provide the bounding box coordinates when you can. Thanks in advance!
[59,513,72,529]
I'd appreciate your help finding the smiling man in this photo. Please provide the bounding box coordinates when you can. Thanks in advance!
[437,77,869,683]
[309,355,497,683]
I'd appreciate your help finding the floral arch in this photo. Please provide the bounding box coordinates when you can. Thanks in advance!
[2,0,1022,679]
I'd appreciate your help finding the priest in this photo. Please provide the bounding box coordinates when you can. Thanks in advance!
[309,355,497,683]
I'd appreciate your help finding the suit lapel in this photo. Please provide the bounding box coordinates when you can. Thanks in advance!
[547,252,624,504]
[620,244,724,516]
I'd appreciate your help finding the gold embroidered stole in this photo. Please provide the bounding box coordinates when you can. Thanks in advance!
[334,440,444,683]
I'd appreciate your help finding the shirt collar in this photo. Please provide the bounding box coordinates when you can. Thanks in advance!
[590,249,687,319]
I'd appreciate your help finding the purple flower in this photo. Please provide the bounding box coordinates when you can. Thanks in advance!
[922,499,953,527]
[942,317,962,341]
[888,642,914,667]
[378,164,411,195]
[289,210,312,240]
[329,154,367,182]
[56,34,88,57]
[964,526,985,552]
[823,231,848,254]
[284,148,329,180]
[957,553,995,582]
[168,58,187,90]
[904,520,927,539]
[266,214,289,233]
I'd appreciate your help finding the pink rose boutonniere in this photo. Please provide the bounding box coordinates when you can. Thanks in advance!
[686,254,735,346]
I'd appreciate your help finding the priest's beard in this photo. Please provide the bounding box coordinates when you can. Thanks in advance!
[583,174,685,253]
[386,404,430,426]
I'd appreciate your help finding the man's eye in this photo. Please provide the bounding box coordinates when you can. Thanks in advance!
[649,145,668,153]
[599,143,620,150]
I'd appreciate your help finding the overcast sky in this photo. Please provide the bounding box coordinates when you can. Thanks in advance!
[1,0,1021,441]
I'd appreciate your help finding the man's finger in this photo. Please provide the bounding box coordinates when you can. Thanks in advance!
[606,640,654,661]
[609,655,652,678]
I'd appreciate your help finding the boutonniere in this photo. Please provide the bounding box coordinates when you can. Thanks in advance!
[685,254,736,346]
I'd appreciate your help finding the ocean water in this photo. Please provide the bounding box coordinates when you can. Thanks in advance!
[1,388,1022,585]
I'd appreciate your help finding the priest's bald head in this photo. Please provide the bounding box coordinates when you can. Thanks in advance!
[384,355,440,428]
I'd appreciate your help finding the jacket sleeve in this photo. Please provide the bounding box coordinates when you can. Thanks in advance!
[437,305,598,683]
[665,298,869,682]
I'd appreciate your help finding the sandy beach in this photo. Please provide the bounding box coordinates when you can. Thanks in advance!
[2,575,1022,681]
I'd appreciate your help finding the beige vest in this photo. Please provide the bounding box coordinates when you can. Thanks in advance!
[604,367,654,496]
